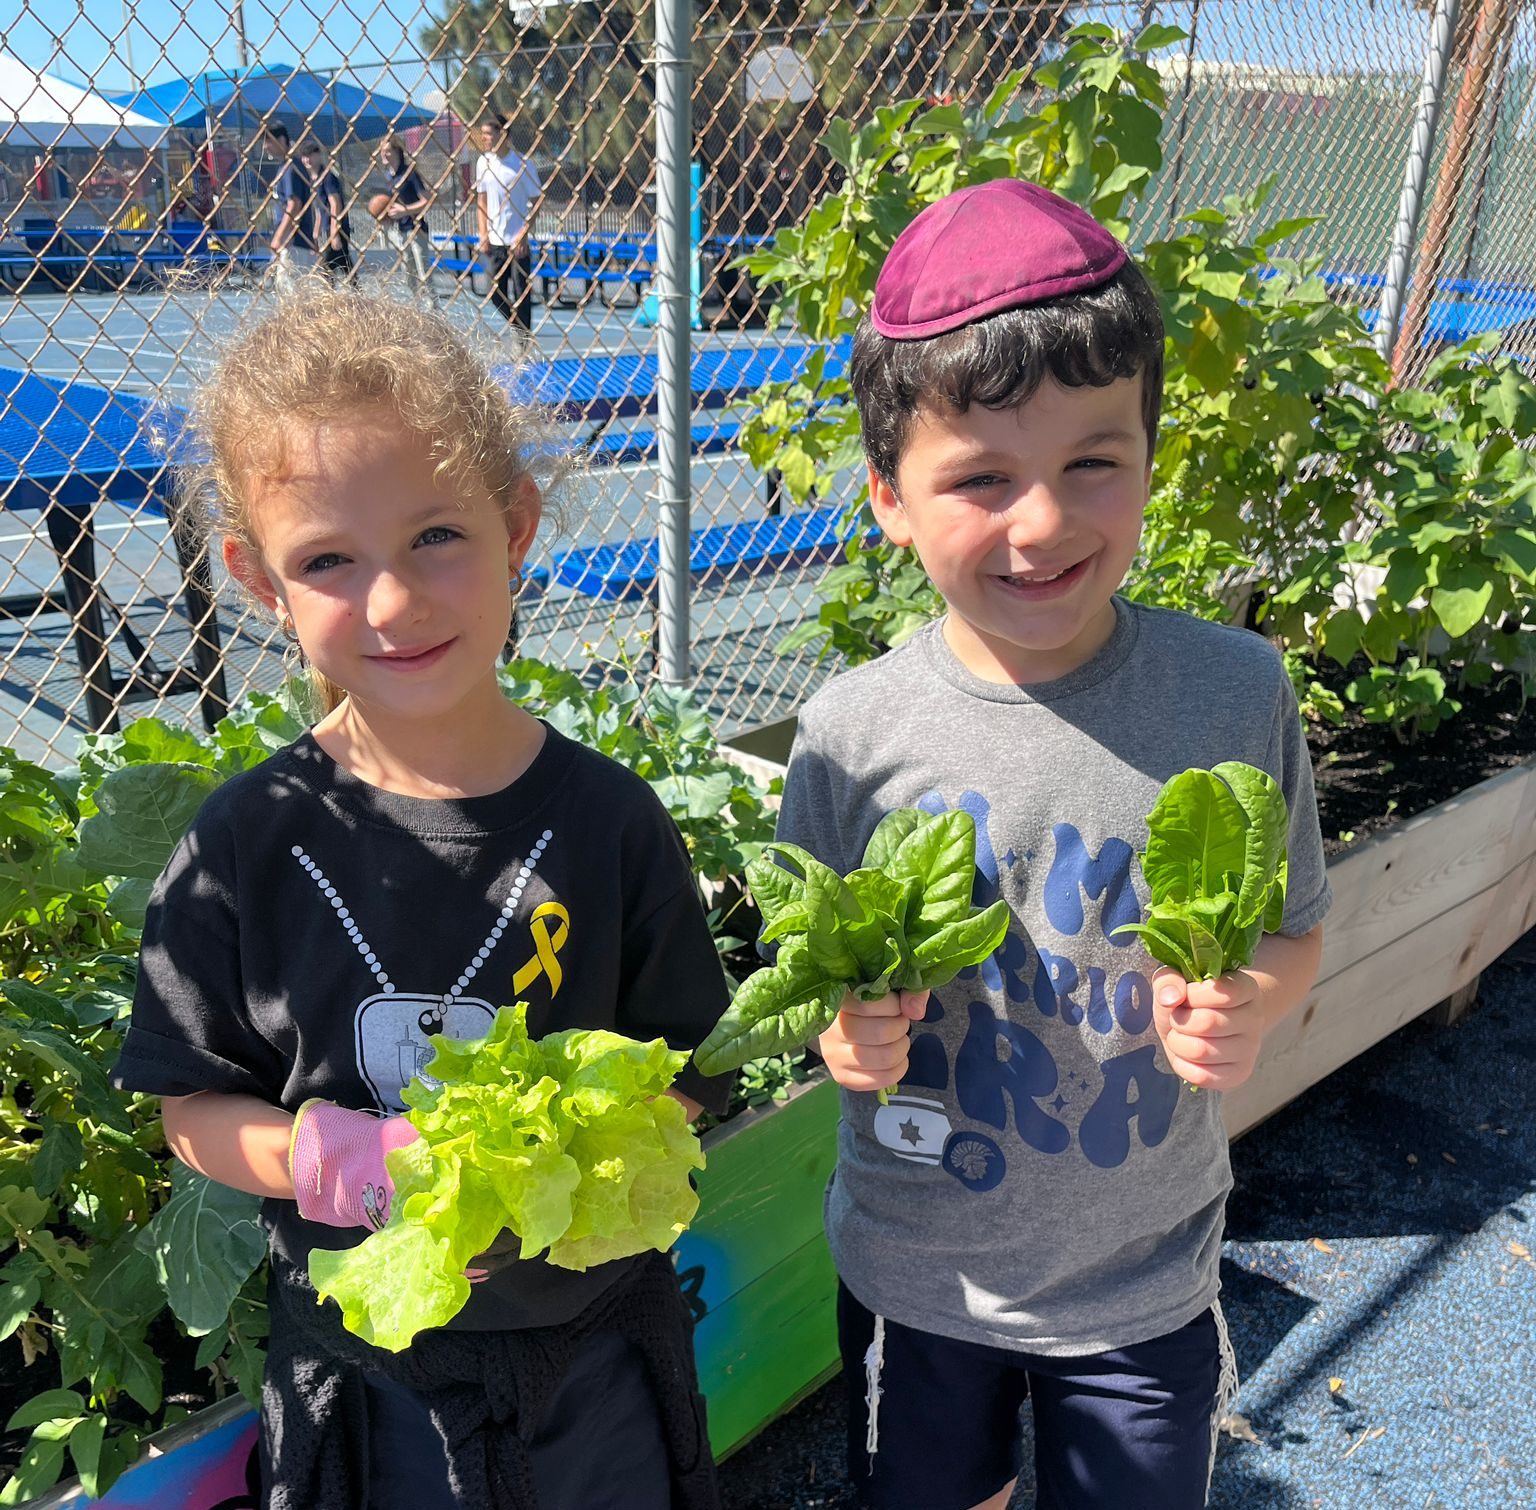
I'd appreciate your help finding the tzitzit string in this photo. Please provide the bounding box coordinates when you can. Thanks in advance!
[290,827,557,1025]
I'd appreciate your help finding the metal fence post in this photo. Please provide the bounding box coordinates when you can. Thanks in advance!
[1375,0,1461,364]
[654,0,693,686]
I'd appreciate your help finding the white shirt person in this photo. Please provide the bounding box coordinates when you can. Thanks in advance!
[474,116,543,332]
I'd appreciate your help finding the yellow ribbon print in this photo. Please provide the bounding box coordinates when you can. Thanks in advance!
[512,901,570,996]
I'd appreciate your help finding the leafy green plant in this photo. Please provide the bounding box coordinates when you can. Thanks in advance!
[1123,469,1258,624]
[1116,762,1289,981]
[738,22,1536,745]
[309,1005,702,1351]
[693,808,1011,1075]
[0,727,279,1504]
[1342,658,1462,740]
[498,655,777,894]
[1266,334,1536,738]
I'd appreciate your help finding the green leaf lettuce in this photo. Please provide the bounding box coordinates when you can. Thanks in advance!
[309,1006,703,1351]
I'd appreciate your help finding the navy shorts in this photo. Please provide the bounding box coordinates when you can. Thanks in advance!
[361,1328,672,1509]
[838,1283,1232,1510]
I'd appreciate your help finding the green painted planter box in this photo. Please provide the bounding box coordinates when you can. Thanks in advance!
[679,1073,842,1455]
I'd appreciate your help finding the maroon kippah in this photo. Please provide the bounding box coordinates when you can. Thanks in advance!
[871,179,1128,340]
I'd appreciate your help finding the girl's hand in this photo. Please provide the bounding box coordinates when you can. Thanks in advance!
[386,203,406,219]
[1151,968,1265,1091]
[817,989,929,1093]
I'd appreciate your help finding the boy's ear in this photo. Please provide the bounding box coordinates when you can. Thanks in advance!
[867,465,913,548]
[505,475,543,577]
[222,538,282,614]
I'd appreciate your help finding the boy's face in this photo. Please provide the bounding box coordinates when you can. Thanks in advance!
[870,375,1151,685]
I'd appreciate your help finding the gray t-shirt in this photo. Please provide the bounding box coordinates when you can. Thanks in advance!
[776,599,1331,1356]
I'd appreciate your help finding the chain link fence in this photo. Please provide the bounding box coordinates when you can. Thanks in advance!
[2,0,1533,764]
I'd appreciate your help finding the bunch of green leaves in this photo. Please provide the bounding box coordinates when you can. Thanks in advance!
[498,655,778,891]
[694,809,1011,1075]
[1116,763,1289,982]
[1122,467,1258,625]
[0,754,114,980]
[1266,335,1536,739]
[309,1005,703,1352]
[0,733,276,1504]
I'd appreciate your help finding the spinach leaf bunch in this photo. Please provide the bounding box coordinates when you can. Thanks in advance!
[1117,761,1289,980]
[693,809,1011,1075]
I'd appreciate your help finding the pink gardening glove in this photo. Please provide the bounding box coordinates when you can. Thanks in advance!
[289,1102,492,1281]
[289,1100,419,1231]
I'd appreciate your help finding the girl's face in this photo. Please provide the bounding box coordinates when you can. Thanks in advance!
[226,411,538,728]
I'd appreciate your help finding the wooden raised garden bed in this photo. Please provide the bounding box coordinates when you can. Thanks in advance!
[34,748,1536,1507]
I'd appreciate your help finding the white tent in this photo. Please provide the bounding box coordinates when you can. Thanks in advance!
[0,54,166,150]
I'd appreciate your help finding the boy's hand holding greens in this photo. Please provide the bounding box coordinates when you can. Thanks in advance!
[1149,926,1321,1092]
[1120,761,1324,1092]
[692,807,1011,1078]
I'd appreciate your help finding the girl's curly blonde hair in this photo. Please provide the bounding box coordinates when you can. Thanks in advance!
[179,283,563,714]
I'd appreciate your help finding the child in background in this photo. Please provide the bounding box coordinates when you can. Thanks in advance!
[113,289,729,1510]
[774,180,1330,1510]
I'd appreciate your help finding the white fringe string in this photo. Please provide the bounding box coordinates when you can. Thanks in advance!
[1207,1298,1240,1503]
[864,1314,887,1459]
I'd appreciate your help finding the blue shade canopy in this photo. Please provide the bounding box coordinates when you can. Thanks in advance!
[107,65,434,144]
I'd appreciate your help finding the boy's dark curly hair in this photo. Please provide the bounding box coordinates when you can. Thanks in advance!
[850,260,1166,487]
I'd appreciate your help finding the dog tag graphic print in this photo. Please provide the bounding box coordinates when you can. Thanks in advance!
[290,829,558,1112]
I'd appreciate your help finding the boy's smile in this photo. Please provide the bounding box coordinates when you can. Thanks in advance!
[869,376,1151,685]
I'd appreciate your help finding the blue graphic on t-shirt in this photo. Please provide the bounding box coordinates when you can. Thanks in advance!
[1078,1044,1180,1167]
[884,797,1174,1180]
[1044,825,1140,944]
[942,1129,1007,1191]
[955,1002,1070,1155]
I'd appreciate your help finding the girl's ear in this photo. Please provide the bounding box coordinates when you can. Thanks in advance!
[223,538,282,614]
[867,464,913,548]
[504,475,543,576]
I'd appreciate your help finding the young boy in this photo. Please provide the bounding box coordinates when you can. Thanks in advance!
[775,179,1331,1510]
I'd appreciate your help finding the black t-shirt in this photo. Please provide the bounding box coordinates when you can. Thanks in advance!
[389,163,428,229]
[115,724,732,1331]
[275,160,320,250]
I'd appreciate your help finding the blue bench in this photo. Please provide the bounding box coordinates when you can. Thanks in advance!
[429,234,654,308]
[583,415,742,468]
[549,500,875,602]
[0,218,273,293]
[500,337,849,427]
[0,367,228,732]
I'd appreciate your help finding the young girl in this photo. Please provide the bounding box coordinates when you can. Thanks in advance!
[113,288,731,1510]
[378,135,436,298]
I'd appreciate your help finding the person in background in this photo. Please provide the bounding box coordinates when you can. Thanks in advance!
[301,140,353,283]
[474,114,542,336]
[378,135,435,299]
[265,124,320,272]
